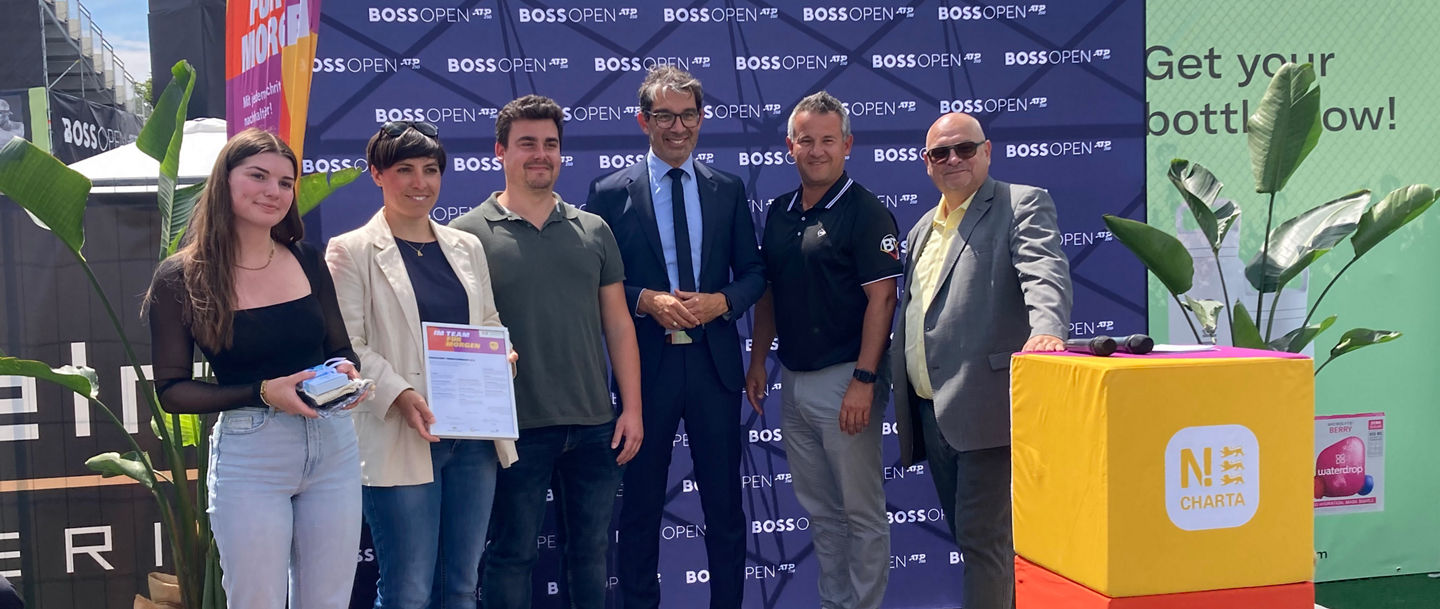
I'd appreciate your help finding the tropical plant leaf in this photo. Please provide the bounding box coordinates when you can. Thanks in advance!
[85,451,157,490]
[1351,184,1437,258]
[1319,328,1402,373]
[150,412,204,447]
[0,138,92,255]
[138,61,197,260]
[1183,296,1224,336]
[1102,214,1194,295]
[1213,198,1241,247]
[1168,160,1223,250]
[1248,62,1323,193]
[1230,302,1268,349]
[296,167,363,217]
[0,357,99,399]
[1245,190,1369,293]
[1329,328,1401,358]
[1268,314,1337,353]
[163,181,207,258]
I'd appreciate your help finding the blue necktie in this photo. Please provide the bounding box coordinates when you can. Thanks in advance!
[667,167,696,292]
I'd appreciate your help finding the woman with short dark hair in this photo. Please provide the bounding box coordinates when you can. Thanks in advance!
[326,121,516,608]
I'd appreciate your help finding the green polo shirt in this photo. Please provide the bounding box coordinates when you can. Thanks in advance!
[450,192,626,429]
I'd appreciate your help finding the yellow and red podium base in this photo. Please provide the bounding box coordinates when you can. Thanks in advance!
[1016,556,1315,609]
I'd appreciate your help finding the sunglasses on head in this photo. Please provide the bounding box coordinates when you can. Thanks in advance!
[380,121,439,138]
[923,140,987,163]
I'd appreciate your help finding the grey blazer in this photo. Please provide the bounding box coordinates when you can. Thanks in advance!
[890,177,1071,466]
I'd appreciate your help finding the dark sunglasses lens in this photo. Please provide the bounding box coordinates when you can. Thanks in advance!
[927,143,980,162]
[413,122,439,137]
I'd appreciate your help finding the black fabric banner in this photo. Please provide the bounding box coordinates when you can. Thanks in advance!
[46,91,143,164]
[148,0,227,118]
[0,1,45,90]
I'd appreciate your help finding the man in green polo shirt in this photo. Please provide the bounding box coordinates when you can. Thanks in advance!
[450,94,644,609]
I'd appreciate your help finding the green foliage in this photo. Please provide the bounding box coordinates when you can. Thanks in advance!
[140,61,197,260]
[1231,302,1267,349]
[1351,185,1437,258]
[1244,190,1369,293]
[1248,63,1323,193]
[0,139,91,254]
[1103,214,1194,295]
[86,452,157,490]
[1183,296,1224,337]
[1110,62,1431,373]
[1269,314,1337,354]
[298,167,363,216]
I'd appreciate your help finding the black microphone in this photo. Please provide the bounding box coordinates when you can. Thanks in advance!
[1065,336,1117,356]
[1114,334,1155,355]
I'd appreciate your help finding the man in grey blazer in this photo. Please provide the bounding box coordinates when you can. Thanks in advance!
[890,113,1071,608]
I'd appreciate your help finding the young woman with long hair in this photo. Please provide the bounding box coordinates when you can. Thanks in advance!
[146,127,364,609]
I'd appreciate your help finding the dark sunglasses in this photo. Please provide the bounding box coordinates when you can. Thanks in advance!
[923,140,987,163]
[380,121,439,138]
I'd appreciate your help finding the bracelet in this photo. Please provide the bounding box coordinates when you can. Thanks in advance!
[259,379,276,408]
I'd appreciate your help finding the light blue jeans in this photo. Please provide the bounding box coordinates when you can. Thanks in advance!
[363,439,499,609]
[208,406,362,609]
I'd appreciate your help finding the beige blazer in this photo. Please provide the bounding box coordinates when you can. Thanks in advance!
[326,210,518,487]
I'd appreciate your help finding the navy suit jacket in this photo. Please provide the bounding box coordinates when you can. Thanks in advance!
[585,160,766,392]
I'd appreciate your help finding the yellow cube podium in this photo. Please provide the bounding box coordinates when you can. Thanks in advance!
[1011,347,1314,597]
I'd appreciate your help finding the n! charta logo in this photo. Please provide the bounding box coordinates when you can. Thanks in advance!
[1164,424,1259,531]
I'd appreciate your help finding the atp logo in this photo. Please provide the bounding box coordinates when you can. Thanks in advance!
[1164,424,1259,531]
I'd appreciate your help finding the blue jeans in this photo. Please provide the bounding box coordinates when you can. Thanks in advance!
[208,407,362,609]
[364,439,499,609]
[481,421,623,609]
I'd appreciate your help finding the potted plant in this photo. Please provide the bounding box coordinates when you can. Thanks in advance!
[0,60,359,609]
[1103,62,1435,372]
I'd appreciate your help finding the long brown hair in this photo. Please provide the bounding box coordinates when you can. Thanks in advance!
[150,128,304,351]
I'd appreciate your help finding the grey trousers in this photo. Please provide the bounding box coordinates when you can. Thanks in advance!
[781,361,890,609]
[918,397,1015,609]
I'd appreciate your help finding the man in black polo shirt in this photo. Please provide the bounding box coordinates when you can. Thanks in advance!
[746,91,901,609]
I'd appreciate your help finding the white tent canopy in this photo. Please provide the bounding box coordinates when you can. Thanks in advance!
[69,118,227,194]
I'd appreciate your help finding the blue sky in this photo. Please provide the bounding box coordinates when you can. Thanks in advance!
[75,0,152,82]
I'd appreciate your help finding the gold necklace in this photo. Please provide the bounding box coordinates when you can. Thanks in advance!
[235,240,276,271]
[398,238,430,257]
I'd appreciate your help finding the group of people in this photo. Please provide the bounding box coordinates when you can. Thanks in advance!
[145,65,1071,609]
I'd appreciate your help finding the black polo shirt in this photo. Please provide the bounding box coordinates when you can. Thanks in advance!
[761,173,903,372]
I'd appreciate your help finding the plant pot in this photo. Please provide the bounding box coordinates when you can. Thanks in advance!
[132,572,183,609]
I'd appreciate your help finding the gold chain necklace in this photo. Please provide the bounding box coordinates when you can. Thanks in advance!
[235,240,276,271]
[398,238,431,257]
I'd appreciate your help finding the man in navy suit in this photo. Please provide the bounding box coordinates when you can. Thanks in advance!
[585,66,765,609]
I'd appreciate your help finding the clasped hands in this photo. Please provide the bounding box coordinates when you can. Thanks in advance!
[638,288,727,329]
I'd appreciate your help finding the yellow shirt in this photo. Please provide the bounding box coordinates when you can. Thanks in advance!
[905,194,971,399]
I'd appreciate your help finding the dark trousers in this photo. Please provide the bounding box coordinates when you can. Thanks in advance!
[482,421,623,609]
[618,340,745,609]
[918,398,1015,609]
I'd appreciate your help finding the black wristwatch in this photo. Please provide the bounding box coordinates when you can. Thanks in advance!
[852,368,877,384]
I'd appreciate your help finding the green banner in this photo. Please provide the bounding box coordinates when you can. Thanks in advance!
[1146,1,1440,581]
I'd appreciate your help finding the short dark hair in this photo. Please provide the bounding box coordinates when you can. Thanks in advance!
[638,66,703,114]
[495,94,564,147]
[366,125,447,174]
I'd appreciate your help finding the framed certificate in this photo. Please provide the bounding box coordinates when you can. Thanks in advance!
[421,322,520,440]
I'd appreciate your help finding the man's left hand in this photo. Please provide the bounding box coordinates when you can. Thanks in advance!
[839,379,873,435]
[1023,334,1065,352]
[673,290,729,325]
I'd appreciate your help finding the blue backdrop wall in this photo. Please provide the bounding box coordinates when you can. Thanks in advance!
[300,1,1146,607]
